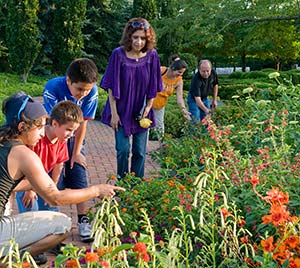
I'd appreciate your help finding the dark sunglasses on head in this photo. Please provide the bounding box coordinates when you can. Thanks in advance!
[130,21,150,30]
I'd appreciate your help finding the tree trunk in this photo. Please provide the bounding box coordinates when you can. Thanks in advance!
[275,56,281,71]
[21,72,28,83]
[241,52,246,72]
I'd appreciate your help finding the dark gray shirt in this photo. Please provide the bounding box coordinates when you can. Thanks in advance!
[189,69,218,99]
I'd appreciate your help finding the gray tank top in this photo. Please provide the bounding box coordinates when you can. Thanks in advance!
[0,140,24,218]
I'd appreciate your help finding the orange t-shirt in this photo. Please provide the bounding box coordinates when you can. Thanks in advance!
[152,66,182,110]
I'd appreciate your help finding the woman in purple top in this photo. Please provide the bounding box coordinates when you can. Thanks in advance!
[100,17,163,179]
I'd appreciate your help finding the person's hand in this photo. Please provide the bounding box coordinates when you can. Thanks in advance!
[22,190,38,208]
[71,153,87,169]
[93,184,126,198]
[182,108,192,121]
[211,100,218,110]
[111,113,121,131]
[143,106,151,118]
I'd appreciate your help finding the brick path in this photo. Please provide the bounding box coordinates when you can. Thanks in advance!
[41,120,160,266]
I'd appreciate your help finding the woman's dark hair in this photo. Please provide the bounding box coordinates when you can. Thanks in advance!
[169,54,188,71]
[0,116,45,144]
[120,18,156,53]
[66,58,99,84]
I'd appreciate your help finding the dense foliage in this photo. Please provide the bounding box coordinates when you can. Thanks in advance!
[6,0,41,82]
[0,0,300,80]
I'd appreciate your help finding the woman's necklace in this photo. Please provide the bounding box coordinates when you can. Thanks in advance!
[126,50,146,61]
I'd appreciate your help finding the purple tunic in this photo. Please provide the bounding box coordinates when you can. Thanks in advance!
[100,47,163,136]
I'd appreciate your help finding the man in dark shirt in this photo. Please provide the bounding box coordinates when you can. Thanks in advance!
[187,59,219,122]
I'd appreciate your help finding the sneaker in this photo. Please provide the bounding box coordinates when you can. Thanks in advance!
[50,242,66,255]
[78,216,94,243]
[33,253,48,265]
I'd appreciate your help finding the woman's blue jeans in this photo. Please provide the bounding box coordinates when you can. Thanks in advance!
[187,93,209,123]
[115,127,148,179]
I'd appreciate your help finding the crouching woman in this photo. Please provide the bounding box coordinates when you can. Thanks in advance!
[0,92,124,263]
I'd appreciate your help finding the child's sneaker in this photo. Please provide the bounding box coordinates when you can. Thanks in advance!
[33,253,48,265]
[77,216,94,242]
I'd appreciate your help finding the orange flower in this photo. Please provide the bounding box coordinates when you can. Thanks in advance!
[85,252,99,263]
[261,236,274,253]
[264,188,289,205]
[285,235,300,249]
[22,263,31,268]
[65,259,79,268]
[133,242,147,254]
[159,240,165,248]
[110,175,116,180]
[97,248,107,257]
[178,185,185,191]
[121,207,127,213]
[262,204,290,226]
[163,198,170,204]
[240,235,249,244]
[272,250,289,265]
[133,189,139,194]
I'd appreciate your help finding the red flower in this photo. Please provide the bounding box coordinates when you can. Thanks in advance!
[238,219,246,228]
[221,208,229,219]
[133,242,147,254]
[250,175,259,187]
[142,253,150,262]
[99,260,110,267]
[65,259,79,268]
[289,258,300,268]
[85,252,99,263]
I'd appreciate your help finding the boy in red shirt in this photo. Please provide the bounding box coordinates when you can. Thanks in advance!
[16,100,83,211]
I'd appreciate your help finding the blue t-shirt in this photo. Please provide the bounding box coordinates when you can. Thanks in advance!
[43,77,98,120]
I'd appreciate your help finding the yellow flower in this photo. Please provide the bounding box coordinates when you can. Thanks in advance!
[232,95,240,99]
[139,118,152,128]
[242,87,253,94]
[268,72,280,79]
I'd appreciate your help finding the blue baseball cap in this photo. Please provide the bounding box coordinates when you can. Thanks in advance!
[2,91,48,126]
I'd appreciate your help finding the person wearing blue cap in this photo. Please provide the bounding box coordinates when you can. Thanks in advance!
[0,92,125,265]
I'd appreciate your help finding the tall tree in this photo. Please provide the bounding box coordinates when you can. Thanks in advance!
[32,0,56,75]
[51,0,87,74]
[132,0,158,21]
[83,0,128,73]
[0,0,8,72]
[6,0,41,82]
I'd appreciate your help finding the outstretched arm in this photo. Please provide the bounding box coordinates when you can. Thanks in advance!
[11,146,125,207]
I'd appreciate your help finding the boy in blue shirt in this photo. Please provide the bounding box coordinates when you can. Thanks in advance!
[43,58,98,242]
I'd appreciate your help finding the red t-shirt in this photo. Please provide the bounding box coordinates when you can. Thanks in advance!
[30,135,69,173]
